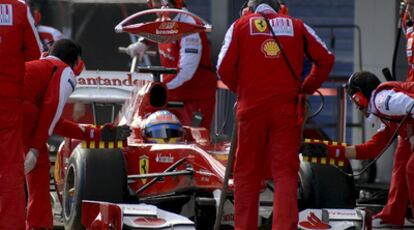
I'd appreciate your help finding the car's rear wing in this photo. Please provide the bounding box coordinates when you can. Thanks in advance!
[69,70,153,104]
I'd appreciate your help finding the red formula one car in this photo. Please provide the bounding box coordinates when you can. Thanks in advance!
[54,67,229,229]
[53,66,359,230]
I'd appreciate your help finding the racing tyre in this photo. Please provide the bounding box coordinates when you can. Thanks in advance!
[194,194,216,230]
[63,146,127,229]
[255,162,356,230]
[298,161,356,210]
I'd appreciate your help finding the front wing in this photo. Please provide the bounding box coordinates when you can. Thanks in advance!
[82,200,195,229]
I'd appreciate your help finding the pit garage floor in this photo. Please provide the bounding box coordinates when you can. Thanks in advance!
[51,191,64,230]
[49,160,414,229]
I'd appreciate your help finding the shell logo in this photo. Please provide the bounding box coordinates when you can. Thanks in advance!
[261,39,280,58]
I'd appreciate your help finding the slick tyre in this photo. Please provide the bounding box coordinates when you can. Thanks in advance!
[194,194,216,230]
[298,161,356,209]
[63,146,127,229]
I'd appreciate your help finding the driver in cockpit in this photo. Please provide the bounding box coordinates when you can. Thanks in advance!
[142,110,184,144]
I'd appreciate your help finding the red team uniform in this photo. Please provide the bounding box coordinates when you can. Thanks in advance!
[23,53,101,229]
[0,1,42,228]
[353,14,414,227]
[158,11,216,130]
[355,81,414,226]
[217,4,333,229]
[23,56,76,229]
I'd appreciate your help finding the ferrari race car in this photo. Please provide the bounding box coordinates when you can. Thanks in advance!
[51,66,361,230]
[54,68,201,229]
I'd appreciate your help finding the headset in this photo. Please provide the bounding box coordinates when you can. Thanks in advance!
[346,72,369,110]
[72,58,85,76]
[351,91,369,110]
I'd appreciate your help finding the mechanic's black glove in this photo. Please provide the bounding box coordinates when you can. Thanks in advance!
[100,124,132,142]
[299,143,328,157]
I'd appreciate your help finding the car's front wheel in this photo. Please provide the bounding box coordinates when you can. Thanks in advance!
[62,146,127,229]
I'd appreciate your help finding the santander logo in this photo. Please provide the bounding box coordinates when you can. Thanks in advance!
[76,70,153,90]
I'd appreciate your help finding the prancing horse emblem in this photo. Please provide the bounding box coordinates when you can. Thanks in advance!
[139,155,149,184]
[254,19,267,32]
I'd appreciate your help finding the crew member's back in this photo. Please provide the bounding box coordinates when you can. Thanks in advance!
[0,0,42,229]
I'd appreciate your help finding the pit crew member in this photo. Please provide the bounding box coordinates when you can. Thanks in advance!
[0,0,42,228]
[365,3,414,225]
[23,39,130,229]
[360,1,414,226]
[340,71,414,227]
[124,0,217,130]
[216,0,334,229]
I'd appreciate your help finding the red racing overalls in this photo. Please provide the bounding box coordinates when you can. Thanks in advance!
[158,10,216,130]
[356,81,414,226]
[0,1,42,229]
[217,4,334,230]
[23,56,75,230]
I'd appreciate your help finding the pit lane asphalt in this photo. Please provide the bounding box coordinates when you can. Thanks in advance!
[51,191,64,229]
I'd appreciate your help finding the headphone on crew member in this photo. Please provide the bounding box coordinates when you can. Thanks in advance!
[347,72,369,109]
[346,71,383,110]
[72,58,85,76]
[147,0,185,9]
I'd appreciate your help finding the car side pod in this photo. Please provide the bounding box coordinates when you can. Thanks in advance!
[298,209,372,230]
[82,200,195,230]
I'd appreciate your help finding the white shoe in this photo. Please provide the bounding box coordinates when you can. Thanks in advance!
[372,218,402,229]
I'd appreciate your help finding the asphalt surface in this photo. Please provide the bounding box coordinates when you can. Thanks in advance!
[51,191,64,229]
[50,189,414,230]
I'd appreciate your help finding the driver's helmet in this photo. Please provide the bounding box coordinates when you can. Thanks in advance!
[142,110,183,144]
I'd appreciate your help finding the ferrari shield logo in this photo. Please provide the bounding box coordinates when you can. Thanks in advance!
[139,155,149,184]
[254,19,267,32]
